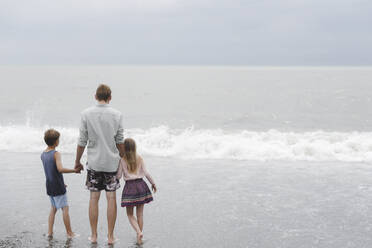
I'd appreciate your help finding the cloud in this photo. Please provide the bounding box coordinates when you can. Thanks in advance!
[0,0,371,65]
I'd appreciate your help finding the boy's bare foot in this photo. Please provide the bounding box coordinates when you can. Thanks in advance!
[47,233,53,239]
[137,232,143,245]
[88,235,98,244]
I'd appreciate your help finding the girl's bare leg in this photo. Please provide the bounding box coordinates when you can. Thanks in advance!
[48,207,57,237]
[62,206,74,237]
[126,206,143,244]
[136,204,144,231]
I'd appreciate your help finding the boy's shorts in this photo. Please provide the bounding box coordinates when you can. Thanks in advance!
[49,193,68,209]
[86,169,120,192]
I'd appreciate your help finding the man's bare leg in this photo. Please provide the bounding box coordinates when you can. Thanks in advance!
[106,191,117,244]
[89,191,101,243]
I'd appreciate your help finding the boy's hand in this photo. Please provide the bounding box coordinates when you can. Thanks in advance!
[64,184,68,188]
[152,184,157,193]
[74,167,82,174]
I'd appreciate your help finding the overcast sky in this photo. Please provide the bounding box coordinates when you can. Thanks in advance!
[0,0,371,65]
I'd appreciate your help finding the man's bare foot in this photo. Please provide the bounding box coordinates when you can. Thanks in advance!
[67,232,76,239]
[67,232,80,239]
[88,235,98,244]
[137,232,143,245]
[107,236,118,245]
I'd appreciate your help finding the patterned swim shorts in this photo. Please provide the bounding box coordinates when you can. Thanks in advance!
[86,169,120,192]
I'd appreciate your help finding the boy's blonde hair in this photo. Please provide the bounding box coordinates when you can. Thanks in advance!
[44,129,60,146]
[123,138,138,173]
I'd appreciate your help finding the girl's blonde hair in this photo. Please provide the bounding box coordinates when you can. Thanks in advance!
[123,138,138,173]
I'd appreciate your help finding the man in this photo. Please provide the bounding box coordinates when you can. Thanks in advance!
[75,84,124,245]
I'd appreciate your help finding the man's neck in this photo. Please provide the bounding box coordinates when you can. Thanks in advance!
[97,100,109,105]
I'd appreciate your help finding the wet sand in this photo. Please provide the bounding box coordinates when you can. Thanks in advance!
[1,151,372,248]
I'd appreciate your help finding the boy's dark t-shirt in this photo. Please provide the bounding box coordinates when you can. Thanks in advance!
[41,150,66,196]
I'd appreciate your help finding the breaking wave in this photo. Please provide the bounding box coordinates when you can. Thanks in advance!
[1,124,372,162]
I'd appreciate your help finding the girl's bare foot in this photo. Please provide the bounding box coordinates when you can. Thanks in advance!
[47,233,53,239]
[137,232,143,245]
[88,235,97,244]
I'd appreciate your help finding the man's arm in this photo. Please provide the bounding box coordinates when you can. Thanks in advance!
[116,143,124,157]
[115,113,125,157]
[75,145,85,170]
[75,113,88,170]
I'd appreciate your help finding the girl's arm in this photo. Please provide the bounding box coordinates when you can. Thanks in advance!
[116,159,123,180]
[55,152,79,173]
[141,157,156,192]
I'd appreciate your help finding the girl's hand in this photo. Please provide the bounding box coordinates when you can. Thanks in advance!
[64,184,68,188]
[152,184,157,193]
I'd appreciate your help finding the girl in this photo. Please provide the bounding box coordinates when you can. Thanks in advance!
[116,138,157,244]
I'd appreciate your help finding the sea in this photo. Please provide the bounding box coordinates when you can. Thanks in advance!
[1,65,372,162]
[1,66,372,248]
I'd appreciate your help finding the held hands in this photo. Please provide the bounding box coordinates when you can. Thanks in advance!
[74,161,84,174]
[152,184,157,193]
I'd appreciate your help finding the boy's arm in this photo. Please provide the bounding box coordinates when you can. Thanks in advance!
[55,152,79,174]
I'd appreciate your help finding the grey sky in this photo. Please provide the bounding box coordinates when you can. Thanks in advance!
[0,0,371,65]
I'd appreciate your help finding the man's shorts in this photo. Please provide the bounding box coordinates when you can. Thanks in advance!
[86,169,120,192]
[49,193,68,209]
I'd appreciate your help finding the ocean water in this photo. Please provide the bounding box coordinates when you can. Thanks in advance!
[2,66,372,248]
[1,66,372,162]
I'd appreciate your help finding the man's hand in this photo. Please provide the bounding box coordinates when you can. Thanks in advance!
[75,161,84,171]
[75,145,86,172]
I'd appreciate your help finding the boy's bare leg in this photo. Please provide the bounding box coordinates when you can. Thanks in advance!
[106,191,117,244]
[136,204,144,231]
[89,191,101,243]
[62,206,74,237]
[48,207,57,237]
[126,206,143,244]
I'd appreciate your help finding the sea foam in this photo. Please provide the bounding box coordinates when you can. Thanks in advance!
[1,124,372,162]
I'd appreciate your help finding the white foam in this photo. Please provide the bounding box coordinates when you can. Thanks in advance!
[1,124,372,162]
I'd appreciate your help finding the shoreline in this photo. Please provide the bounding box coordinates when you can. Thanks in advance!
[1,152,372,247]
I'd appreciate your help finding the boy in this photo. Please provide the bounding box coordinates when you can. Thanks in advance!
[41,129,81,238]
